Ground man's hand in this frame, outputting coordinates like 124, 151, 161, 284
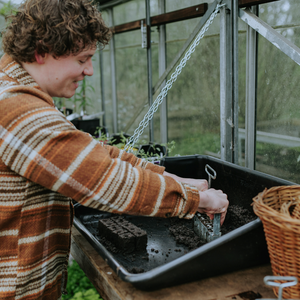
163, 171, 208, 191
163, 171, 228, 224
198, 189, 229, 225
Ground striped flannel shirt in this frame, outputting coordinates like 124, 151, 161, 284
0, 54, 200, 299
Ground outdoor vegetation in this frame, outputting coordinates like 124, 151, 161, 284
62, 261, 102, 300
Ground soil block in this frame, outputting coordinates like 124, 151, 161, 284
98, 216, 147, 253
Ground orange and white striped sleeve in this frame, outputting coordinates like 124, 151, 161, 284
0, 92, 199, 219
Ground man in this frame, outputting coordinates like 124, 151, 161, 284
0, 0, 228, 299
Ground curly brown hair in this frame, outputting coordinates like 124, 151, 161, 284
2, 0, 111, 63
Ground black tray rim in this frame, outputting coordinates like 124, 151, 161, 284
161, 154, 296, 187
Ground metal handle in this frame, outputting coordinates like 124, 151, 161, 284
257, 276, 298, 300
205, 164, 220, 237
205, 164, 216, 188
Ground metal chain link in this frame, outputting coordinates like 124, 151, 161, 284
124, 2, 223, 152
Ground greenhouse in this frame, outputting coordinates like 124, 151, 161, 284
53, 0, 300, 183
1, 0, 300, 299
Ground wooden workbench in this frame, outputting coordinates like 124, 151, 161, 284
71, 226, 276, 300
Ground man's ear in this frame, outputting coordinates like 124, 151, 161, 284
34, 51, 47, 64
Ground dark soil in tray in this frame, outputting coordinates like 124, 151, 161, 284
221, 204, 257, 235
82, 204, 257, 274
168, 204, 257, 250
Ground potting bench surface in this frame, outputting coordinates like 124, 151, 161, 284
71, 226, 276, 300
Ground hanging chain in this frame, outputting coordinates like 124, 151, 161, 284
124, 2, 224, 152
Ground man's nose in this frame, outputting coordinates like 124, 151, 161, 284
83, 59, 93, 76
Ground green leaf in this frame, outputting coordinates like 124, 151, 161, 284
62, 261, 102, 300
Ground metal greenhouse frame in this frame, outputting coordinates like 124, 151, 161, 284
98, 0, 300, 169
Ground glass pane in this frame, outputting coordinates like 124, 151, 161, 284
260, 0, 299, 29
166, 0, 209, 12
113, 0, 145, 26
237, 10, 255, 166
164, 14, 221, 157
255, 0, 300, 183
113, 0, 159, 26
100, 0, 226, 151
114, 31, 148, 140
101, 49, 114, 134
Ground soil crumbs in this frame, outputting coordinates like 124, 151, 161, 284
169, 204, 257, 251
94, 204, 257, 273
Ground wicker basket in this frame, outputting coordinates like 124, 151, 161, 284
253, 185, 300, 299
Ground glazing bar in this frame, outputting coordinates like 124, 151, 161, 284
245, 6, 258, 170
146, 0, 154, 143
232, 0, 239, 164
108, 8, 118, 133
220, 4, 233, 162
99, 50, 106, 127
239, 8, 300, 66
158, 0, 168, 144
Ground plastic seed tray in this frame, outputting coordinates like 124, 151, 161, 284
73, 155, 294, 291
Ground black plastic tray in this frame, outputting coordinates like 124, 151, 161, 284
73, 155, 295, 291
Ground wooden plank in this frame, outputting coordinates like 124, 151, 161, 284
151, 3, 208, 27
111, 3, 207, 34
71, 226, 276, 300
111, 20, 141, 34
110, 0, 280, 34
239, 0, 280, 8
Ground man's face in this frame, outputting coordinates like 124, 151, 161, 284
40, 47, 96, 98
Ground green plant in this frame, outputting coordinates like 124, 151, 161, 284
62, 261, 102, 300
71, 47, 98, 116
94, 129, 176, 161
73, 77, 95, 114
93, 127, 109, 142
69, 289, 102, 300
135, 140, 176, 161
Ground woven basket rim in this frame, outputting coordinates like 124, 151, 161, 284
253, 185, 300, 225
